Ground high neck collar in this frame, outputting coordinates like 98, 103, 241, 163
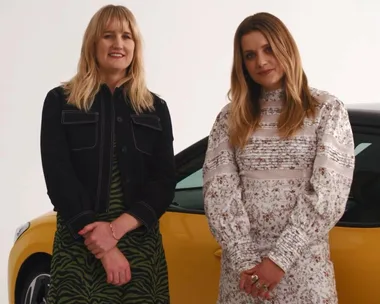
260, 87, 284, 102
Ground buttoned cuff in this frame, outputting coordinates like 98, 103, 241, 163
267, 225, 308, 273
66, 210, 96, 239
227, 241, 260, 274
126, 201, 157, 230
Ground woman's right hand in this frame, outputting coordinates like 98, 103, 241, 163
100, 247, 131, 286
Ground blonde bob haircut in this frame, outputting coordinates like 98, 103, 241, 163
228, 12, 318, 149
62, 4, 153, 113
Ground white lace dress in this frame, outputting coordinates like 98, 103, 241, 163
203, 88, 355, 304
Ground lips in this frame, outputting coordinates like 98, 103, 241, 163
258, 69, 274, 75
109, 53, 125, 58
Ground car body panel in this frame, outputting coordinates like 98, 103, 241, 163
8, 213, 56, 304
160, 211, 220, 303
9, 212, 380, 304
330, 226, 380, 304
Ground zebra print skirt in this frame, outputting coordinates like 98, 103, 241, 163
46, 145, 169, 304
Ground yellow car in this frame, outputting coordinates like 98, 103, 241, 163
8, 104, 380, 304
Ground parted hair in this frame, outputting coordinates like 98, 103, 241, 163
228, 12, 318, 148
62, 4, 154, 113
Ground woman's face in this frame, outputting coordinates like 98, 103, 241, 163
241, 30, 284, 91
95, 19, 135, 78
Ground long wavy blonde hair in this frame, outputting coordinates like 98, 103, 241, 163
62, 5, 153, 113
228, 12, 318, 148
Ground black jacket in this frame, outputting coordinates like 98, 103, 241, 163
40, 85, 176, 239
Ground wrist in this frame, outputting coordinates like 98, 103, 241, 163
264, 256, 285, 274
109, 222, 120, 241
111, 213, 141, 239
101, 247, 118, 260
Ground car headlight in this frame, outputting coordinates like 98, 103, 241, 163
14, 222, 30, 242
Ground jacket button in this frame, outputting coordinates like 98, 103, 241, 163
122, 146, 127, 153
117, 116, 123, 123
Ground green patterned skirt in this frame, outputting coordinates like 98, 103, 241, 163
46, 147, 169, 304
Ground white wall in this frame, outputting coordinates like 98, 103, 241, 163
0, 0, 379, 302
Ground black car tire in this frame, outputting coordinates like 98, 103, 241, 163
18, 262, 51, 304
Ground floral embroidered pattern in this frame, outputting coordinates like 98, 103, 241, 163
203, 88, 355, 304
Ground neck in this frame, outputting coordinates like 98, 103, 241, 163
261, 83, 283, 94
260, 85, 284, 101
101, 71, 125, 93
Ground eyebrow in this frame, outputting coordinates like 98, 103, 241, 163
243, 43, 270, 53
103, 30, 132, 35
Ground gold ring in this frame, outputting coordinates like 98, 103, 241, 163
250, 274, 259, 284
255, 282, 261, 289
262, 284, 269, 291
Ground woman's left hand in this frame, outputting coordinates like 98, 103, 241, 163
239, 257, 285, 300
78, 221, 118, 259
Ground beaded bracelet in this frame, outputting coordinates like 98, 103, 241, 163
109, 223, 120, 241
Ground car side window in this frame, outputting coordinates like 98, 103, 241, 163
171, 128, 380, 225
176, 169, 203, 189
172, 169, 204, 212
340, 131, 380, 226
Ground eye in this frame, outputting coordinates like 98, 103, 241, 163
103, 34, 113, 39
122, 34, 131, 39
265, 46, 273, 53
245, 53, 255, 60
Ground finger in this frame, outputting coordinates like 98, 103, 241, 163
244, 273, 258, 294
251, 279, 265, 298
244, 275, 253, 294
119, 270, 126, 286
263, 291, 272, 300
84, 236, 96, 247
91, 248, 102, 256
112, 271, 120, 286
78, 223, 97, 235
239, 274, 246, 291
262, 283, 275, 300
96, 251, 105, 259
243, 266, 258, 275
106, 271, 113, 284
239, 278, 245, 291
86, 242, 95, 250
126, 266, 131, 283
240, 268, 258, 291
87, 243, 100, 253
257, 282, 270, 299
268, 282, 277, 292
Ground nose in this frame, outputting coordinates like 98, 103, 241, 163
112, 36, 123, 49
257, 53, 268, 68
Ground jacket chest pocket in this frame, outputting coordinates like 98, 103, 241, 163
131, 114, 162, 155
61, 110, 99, 151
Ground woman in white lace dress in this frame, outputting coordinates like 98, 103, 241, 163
202, 12, 355, 304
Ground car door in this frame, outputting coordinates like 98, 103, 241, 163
329, 122, 380, 304
160, 140, 221, 304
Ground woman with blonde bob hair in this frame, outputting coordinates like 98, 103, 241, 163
203, 12, 354, 303
41, 5, 175, 303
